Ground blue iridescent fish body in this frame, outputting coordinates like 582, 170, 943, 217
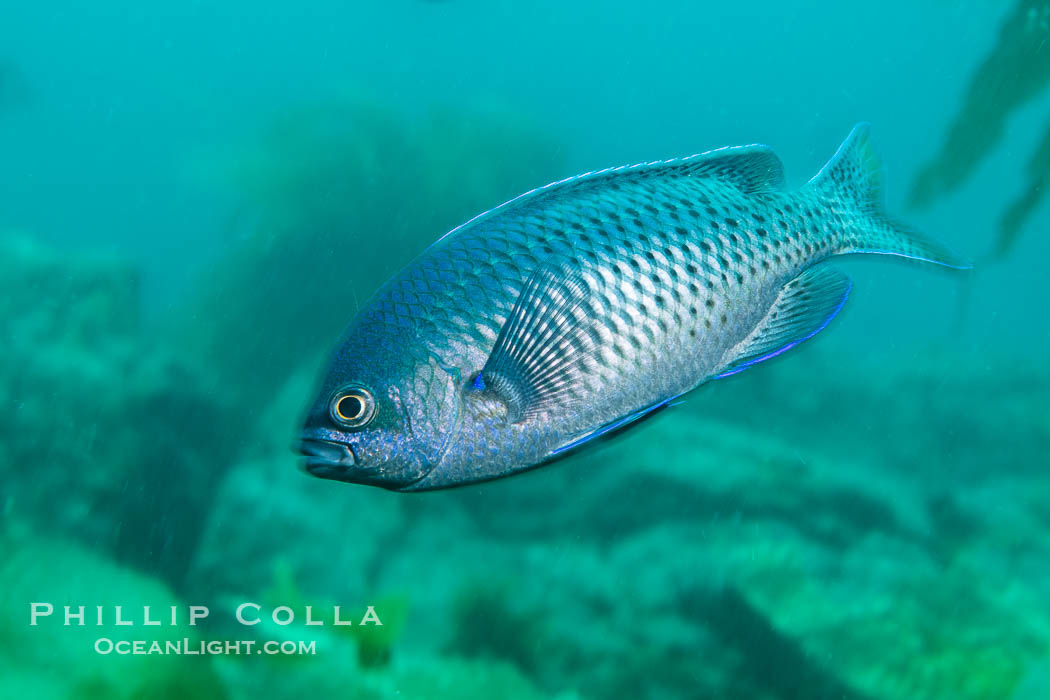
298, 124, 969, 490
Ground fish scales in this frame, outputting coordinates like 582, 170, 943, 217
299, 125, 969, 490
408, 183, 827, 482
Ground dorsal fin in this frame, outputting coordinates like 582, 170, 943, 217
439, 145, 786, 240
675, 146, 786, 194
716, 266, 852, 379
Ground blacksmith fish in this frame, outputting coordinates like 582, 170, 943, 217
298, 124, 969, 490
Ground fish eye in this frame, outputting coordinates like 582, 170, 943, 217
329, 384, 376, 429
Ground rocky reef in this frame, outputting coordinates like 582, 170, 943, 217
0, 233, 234, 586
187, 346, 1050, 700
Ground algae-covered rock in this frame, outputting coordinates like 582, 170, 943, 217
0, 534, 227, 699
190, 344, 1050, 699
0, 233, 236, 585
213, 651, 558, 700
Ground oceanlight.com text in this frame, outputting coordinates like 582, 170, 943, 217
94, 638, 317, 656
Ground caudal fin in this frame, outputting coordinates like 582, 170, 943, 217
807, 124, 972, 270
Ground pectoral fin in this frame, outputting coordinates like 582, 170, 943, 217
716, 266, 852, 379
477, 264, 599, 423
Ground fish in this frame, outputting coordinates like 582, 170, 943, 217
297, 124, 970, 491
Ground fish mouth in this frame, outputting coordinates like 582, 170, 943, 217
295, 436, 428, 490
297, 438, 356, 478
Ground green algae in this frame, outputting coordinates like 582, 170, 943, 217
261, 558, 410, 669
910, 0, 1050, 258
0, 533, 228, 700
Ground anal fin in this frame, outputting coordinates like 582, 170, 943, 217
551, 393, 680, 456
716, 266, 852, 379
